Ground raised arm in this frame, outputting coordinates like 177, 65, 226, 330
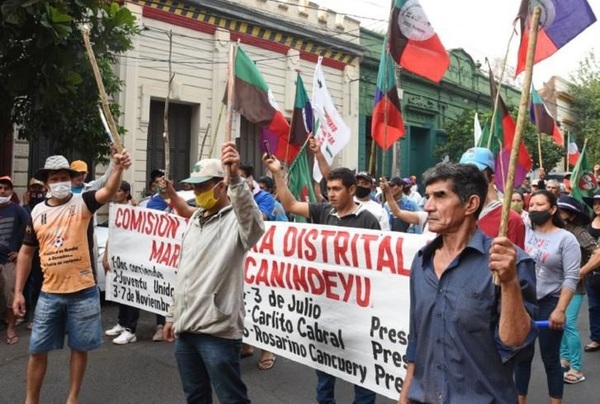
263, 154, 310, 218
94, 150, 132, 205
163, 179, 196, 219
309, 135, 330, 179
84, 160, 114, 192
380, 177, 420, 225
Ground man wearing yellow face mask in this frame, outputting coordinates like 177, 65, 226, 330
161, 142, 265, 403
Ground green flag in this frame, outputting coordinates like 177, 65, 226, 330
476, 117, 502, 156
288, 146, 316, 223
570, 141, 598, 203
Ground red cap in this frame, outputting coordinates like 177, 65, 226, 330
0, 176, 13, 188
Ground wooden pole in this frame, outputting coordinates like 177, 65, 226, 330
223, 43, 236, 183
537, 132, 543, 169
163, 30, 175, 179
565, 129, 570, 171
368, 137, 376, 175
82, 25, 123, 152
488, 27, 517, 150
497, 6, 542, 283
199, 123, 211, 160
209, 103, 225, 158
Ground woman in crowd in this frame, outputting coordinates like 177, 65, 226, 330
514, 190, 580, 404
511, 190, 529, 225
557, 196, 597, 384
584, 190, 600, 352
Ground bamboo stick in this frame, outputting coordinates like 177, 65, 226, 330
82, 25, 123, 152
496, 6, 542, 285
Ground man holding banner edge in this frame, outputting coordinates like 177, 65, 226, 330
399, 163, 537, 404
263, 154, 380, 404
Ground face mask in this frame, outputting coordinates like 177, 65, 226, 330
0, 195, 11, 204
355, 186, 371, 199
49, 181, 72, 199
30, 191, 45, 200
195, 183, 220, 210
529, 210, 552, 226
511, 201, 523, 213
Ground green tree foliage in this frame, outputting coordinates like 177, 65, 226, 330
571, 52, 600, 166
435, 106, 564, 171
0, 1, 138, 162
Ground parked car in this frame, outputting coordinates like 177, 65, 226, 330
95, 191, 196, 292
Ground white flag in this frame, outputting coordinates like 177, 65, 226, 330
474, 112, 482, 146
312, 57, 351, 182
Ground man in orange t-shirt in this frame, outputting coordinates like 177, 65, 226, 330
12, 152, 130, 404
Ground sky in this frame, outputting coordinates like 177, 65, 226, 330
316, 0, 599, 87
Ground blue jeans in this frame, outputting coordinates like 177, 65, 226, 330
30, 286, 102, 353
560, 293, 584, 371
585, 277, 600, 342
515, 296, 564, 399
315, 370, 376, 404
175, 333, 250, 404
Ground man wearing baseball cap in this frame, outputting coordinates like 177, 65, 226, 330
12, 149, 131, 403
385, 177, 421, 233
70, 158, 115, 195
0, 175, 29, 346
459, 147, 525, 249
161, 142, 265, 403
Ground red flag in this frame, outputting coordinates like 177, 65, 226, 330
516, 0, 596, 76
388, 0, 449, 83
568, 132, 581, 167
371, 39, 405, 150
530, 86, 563, 146
487, 66, 533, 192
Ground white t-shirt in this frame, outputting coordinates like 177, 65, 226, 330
355, 198, 390, 231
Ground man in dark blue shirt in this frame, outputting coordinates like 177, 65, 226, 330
0, 176, 29, 345
399, 163, 537, 404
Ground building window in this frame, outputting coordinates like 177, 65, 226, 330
146, 100, 192, 190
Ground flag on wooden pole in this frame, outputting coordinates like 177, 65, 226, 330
570, 140, 597, 203
312, 57, 351, 182
474, 112, 482, 146
516, 0, 596, 76
568, 132, 581, 167
530, 86, 563, 146
387, 0, 449, 83
228, 46, 291, 162
484, 67, 533, 192
372, 38, 405, 150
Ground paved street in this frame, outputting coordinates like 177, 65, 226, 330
1, 300, 599, 403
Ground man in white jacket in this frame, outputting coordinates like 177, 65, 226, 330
163, 142, 265, 403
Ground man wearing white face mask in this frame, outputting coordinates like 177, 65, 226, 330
12, 151, 131, 404
0, 176, 29, 346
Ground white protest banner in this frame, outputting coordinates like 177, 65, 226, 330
243, 222, 431, 399
106, 204, 188, 314
312, 56, 351, 182
108, 212, 431, 399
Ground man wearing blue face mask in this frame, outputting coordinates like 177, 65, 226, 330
162, 142, 265, 404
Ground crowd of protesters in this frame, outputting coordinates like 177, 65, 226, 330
2, 139, 600, 404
